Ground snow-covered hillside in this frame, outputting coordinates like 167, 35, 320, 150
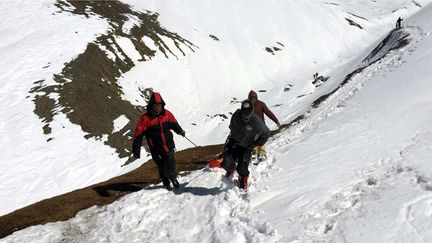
1, 0, 432, 242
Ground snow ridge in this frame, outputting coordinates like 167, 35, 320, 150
272, 25, 425, 150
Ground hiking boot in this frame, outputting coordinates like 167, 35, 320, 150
237, 176, 243, 188
162, 179, 172, 190
243, 176, 249, 191
225, 170, 234, 178
237, 176, 249, 190
225, 166, 236, 178
171, 178, 180, 189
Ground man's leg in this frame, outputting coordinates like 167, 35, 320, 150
221, 153, 236, 177
258, 145, 267, 161
221, 139, 238, 177
151, 152, 171, 189
252, 146, 258, 155
163, 150, 179, 188
236, 147, 252, 189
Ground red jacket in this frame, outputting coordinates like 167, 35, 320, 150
132, 93, 183, 157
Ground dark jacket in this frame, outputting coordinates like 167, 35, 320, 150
229, 109, 270, 148
132, 92, 183, 157
248, 90, 279, 125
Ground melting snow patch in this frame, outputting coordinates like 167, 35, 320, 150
113, 115, 129, 133
122, 14, 141, 34
99, 44, 117, 61
142, 35, 158, 52
115, 36, 142, 63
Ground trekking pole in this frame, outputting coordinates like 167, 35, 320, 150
184, 136, 199, 147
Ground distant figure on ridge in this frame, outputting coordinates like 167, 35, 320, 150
396, 17, 403, 29
132, 92, 185, 190
248, 90, 281, 161
221, 99, 270, 190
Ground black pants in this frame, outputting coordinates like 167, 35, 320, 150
221, 139, 252, 176
151, 150, 176, 181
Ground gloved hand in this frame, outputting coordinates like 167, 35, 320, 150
180, 130, 186, 137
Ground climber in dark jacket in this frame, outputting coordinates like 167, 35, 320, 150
221, 99, 270, 190
396, 17, 403, 29
132, 92, 185, 190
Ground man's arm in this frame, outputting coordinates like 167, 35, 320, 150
132, 133, 144, 158
262, 102, 281, 127
132, 115, 148, 158
166, 110, 185, 136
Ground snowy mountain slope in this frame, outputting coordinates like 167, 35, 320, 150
2, 1, 432, 242
257, 6, 432, 242
120, 0, 431, 150
0, 0, 117, 216
0, 0, 199, 217
2, 0, 423, 217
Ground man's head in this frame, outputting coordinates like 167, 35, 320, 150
248, 90, 258, 103
240, 99, 254, 122
147, 92, 165, 115
152, 102, 163, 115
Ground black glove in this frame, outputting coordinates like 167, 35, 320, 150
180, 130, 186, 137
132, 137, 142, 158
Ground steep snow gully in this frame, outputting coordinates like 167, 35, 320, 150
2, 22, 428, 242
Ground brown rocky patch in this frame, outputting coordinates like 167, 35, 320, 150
31, 0, 196, 159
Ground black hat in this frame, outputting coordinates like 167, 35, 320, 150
241, 99, 254, 120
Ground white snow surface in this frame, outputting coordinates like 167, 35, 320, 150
2, 0, 432, 242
